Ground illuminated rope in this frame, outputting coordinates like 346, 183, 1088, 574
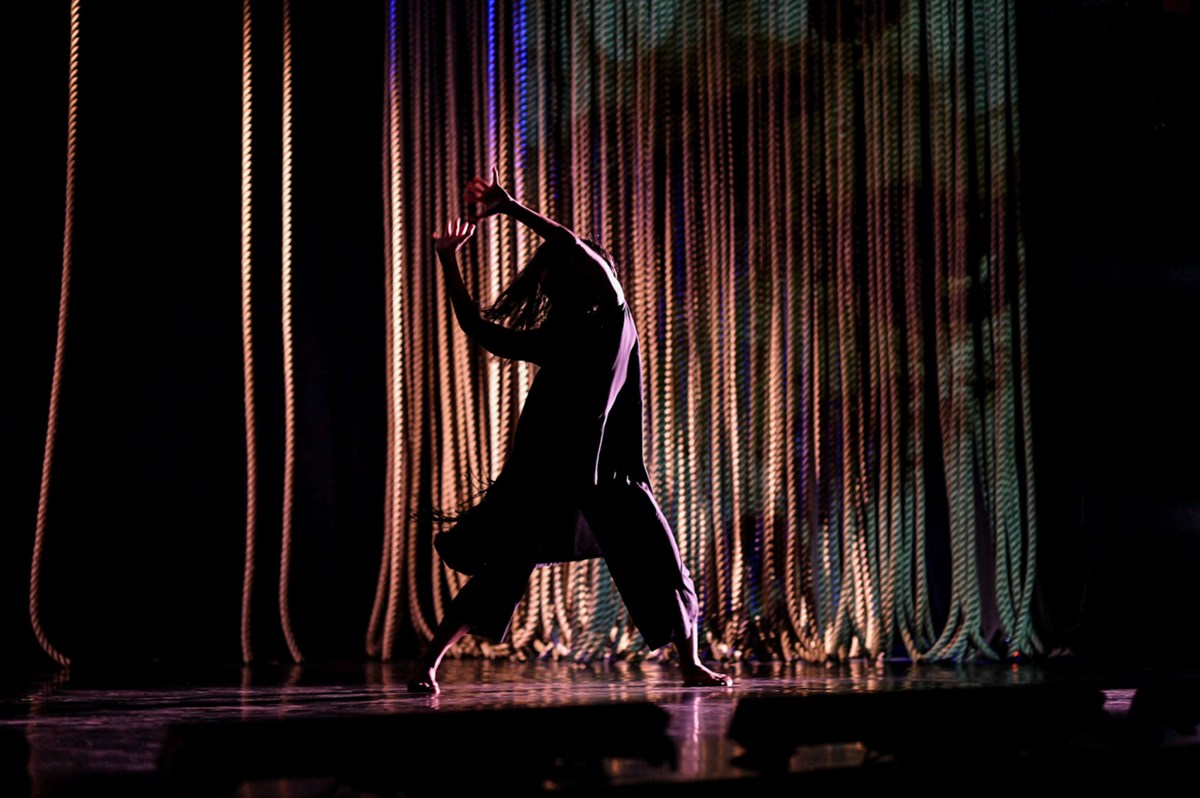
508, 0, 537, 649
900, 0, 934, 652
380, 0, 1039, 665
30, 0, 81, 669
862, 0, 887, 656
279, 0, 303, 664
405, 1, 433, 643
382, 0, 405, 661
1008, 0, 1040, 656
433, 1, 462, 631
366, 1, 396, 659
757, 0, 781, 650
239, 0, 257, 666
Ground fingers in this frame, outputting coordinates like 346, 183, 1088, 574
463, 176, 489, 198
491, 165, 499, 185
433, 218, 476, 240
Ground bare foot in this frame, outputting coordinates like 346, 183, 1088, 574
681, 662, 734, 687
406, 665, 440, 695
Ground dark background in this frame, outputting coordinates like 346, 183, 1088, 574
5, 0, 1197, 673
1016, 0, 1198, 665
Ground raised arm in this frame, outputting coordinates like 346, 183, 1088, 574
463, 166, 576, 243
464, 167, 621, 307
432, 217, 546, 363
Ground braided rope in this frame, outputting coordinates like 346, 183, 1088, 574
380, 0, 1038, 666
1006, 0, 1040, 654
792, 1, 824, 660
429, 2, 456, 631
925, 0, 968, 661
30, 0, 82, 669
780, 0, 805, 654
404, 0, 434, 644
758, 0, 784, 654
507, 0, 539, 650
238, 0, 257, 666
382, 0, 406, 660
279, 0, 303, 663
367, 0, 396, 659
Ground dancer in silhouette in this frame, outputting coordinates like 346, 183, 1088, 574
407, 168, 731, 694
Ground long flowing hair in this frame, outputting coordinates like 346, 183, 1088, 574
483, 235, 617, 331
482, 242, 554, 330
421, 236, 618, 530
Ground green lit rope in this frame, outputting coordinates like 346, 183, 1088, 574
1006, 0, 1039, 654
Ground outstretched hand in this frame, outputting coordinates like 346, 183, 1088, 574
432, 217, 476, 257
463, 166, 513, 222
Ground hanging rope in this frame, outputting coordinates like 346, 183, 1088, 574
239, 0, 258, 666
365, 0, 396, 659
278, 0, 303, 664
29, 0, 82, 669
383, 0, 406, 661
377, 0, 1040, 665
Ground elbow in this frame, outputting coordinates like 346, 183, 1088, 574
451, 301, 484, 338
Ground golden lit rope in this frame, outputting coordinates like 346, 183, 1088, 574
446, 4, 477, 609
435, 2, 466, 628
778, 2, 808, 657
279, 0, 303, 663
428, 3, 448, 632
239, 0, 257, 665
366, 0, 396, 659
30, 0, 81, 669
712, 1, 740, 651
404, 0, 432, 643
682, 6, 712, 647
813, 22, 835, 649
791, 2, 824, 660
757, 0, 782, 649
382, 0, 406, 661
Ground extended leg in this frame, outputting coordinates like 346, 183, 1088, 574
675, 626, 734, 687
583, 479, 732, 687
407, 559, 536, 694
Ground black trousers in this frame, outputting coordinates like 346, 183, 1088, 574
445, 478, 698, 652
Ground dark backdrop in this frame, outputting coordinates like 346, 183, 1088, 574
1016, 0, 1198, 665
5, 0, 1197, 673
7, 0, 390, 668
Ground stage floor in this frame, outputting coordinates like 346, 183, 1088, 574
1, 658, 1195, 796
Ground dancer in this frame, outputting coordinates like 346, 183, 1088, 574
407, 167, 731, 694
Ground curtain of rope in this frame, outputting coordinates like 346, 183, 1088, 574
367, 0, 1037, 664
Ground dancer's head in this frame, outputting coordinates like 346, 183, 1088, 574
484, 236, 616, 330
